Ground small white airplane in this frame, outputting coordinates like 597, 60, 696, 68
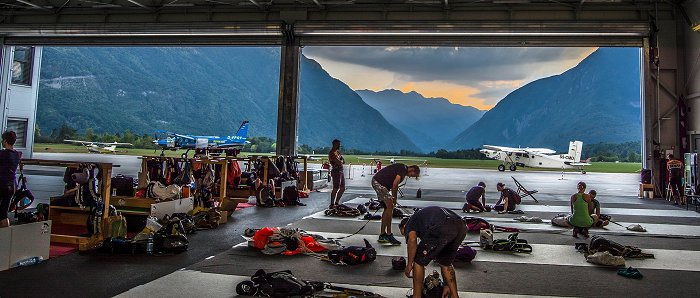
480, 140, 591, 173
64, 140, 133, 154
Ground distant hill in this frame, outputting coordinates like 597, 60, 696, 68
37, 47, 419, 152
446, 47, 641, 151
356, 89, 485, 152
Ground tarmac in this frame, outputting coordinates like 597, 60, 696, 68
2, 153, 700, 297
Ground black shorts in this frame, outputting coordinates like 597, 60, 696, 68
669, 178, 683, 195
0, 184, 15, 221
331, 169, 345, 188
414, 217, 467, 266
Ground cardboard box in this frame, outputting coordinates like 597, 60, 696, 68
150, 198, 194, 220
1, 220, 52, 271
218, 211, 228, 224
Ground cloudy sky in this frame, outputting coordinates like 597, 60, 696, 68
303, 47, 596, 110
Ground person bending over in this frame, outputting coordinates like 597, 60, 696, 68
462, 182, 489, 213
0, 131, 21, 228
588, 190, 609, 227
400, 206, 467, 298
494, 183, 519, 213
328, 139, 346, 209
372, 163, 420, 245
568, 182, 598, 237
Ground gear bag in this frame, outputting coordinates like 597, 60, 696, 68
236, 269, 314, 298
327, 239, 377, 265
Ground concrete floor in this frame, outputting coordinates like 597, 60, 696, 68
3, 153, 700, 297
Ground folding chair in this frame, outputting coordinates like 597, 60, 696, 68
511, 176, 539, 203
397, 177, 407, 198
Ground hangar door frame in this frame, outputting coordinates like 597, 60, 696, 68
0, 21, 656, 174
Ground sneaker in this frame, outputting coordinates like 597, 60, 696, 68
385, 233, 402, 245
378, 234, 389, 243
581, 228, 590, 238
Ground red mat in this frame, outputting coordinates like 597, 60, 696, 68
50, 243, 78, 258
235, 202, 256, 211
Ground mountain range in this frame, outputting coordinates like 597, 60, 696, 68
37, 47, 418, 152
445, 47, 641, 152
37, 47, 640, 154
356, 89, 484, 152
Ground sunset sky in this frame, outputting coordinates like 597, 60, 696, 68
303, 47, 596, 110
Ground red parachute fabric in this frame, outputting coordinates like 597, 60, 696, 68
252, 227, 278, 249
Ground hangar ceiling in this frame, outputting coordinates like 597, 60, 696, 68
0, 0, 681, 46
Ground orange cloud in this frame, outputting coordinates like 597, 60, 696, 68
397, 81, 493, 110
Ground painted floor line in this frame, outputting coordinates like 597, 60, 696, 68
239, 230, 700, 273
302, 210, 700, 238
115, 269, 562, 298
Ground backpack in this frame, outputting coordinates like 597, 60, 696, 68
282, 186, 299, 205
153, 219, 189, 253
506, 188, 521, 204
327, 239, 377, 265
111, 175, 135, 196
423, 270, 444, 298
324, 204, 361, 217
589, 235, 642, 258
462, 217, 491, 232
237, 269, 314, 298
455, 246, 477, 262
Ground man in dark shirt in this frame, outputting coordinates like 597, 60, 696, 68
463, 181, 488, 213
372, 163, 420, 245
399, 206, 466, 298
494, 182, 519, 213
328, 139, 345, 209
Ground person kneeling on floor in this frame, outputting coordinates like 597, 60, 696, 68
400, 206, 467, 298
462, 182, 490, 213
494, 182, 519, 213
588, 190, 609, 227
568, 182, 598, 237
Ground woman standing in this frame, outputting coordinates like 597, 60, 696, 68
0, 131, 21, 228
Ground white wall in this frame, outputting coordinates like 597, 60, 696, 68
0, 46, 41, 158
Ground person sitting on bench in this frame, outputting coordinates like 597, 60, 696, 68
462, 182, 490, 213
494, 182, 519, 213
568, 182, 598, 237
588, 190, 609, 227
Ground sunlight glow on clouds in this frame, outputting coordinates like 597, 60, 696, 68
303, 47, 597, 110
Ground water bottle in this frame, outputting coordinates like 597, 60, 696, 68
416, 188, 422, 198
146, 237, 154, 255
15, 256, 43, 267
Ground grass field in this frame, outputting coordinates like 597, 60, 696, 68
34, 143, 642, 174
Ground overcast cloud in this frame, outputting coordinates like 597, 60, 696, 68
303, 46, 595, 109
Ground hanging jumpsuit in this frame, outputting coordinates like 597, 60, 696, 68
568, 193, 594, 228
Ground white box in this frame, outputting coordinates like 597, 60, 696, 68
0, 227, 11, 271
280, 180, 297, 190
3, 221, 52, 270
150, 198, 194, 220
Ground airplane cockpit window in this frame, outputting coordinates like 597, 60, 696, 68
523, 154, 529, 158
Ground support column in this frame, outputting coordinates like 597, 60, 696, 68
276, 23, 301, 156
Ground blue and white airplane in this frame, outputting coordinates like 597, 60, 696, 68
153, 121, 250, 151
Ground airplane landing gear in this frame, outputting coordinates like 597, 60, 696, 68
510, 164, 517, 171
498, 164, 506, 172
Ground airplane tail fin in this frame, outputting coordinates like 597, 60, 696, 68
234, 121, 249, 139
568, 141, 583, 162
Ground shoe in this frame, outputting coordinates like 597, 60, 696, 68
581, 228, 590, 238
378, 234, 389, 243
385, 233, 402, 245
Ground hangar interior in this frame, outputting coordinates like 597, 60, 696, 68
0, 0, 699, 190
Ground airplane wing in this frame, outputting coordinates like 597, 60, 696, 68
64, 140, 92, 145
483, 145, 528, 153
523, 148, 557, 154
171, 133, 196, 140
108, 142, 134, 147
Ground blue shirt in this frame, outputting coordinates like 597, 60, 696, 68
0, 149, 21, 186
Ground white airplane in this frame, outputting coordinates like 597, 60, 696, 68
480, 140, 591, 173
64, 140, 133, 154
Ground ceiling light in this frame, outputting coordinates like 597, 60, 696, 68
693, 23, 700, 32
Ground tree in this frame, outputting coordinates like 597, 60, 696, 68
57, 123, 77, 141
